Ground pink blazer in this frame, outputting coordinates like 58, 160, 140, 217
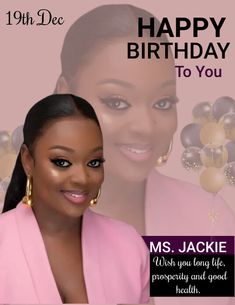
146, 169, 235, 236
145, 170, 235, 305
0, 203, 149, 304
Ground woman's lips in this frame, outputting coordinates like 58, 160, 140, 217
116, 143, 153, 162
62, 190, 88, 205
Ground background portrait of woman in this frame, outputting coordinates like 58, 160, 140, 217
54, 5, 234, 305
54, 4, 234, 235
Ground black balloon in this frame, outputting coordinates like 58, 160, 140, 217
11, 125, 23, 153
225, 140, 235, 163
192, 102, 212, 121
0, 130, 10, 151
180, 123, 203, 148
212, 96, 235, 121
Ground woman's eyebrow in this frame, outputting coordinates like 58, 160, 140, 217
48, 145, 103, 153
97, 78, 134, 89
161, 79, 176, 88
98, 78, 176, 89
48, 145, 75, 152
92, 146, 103, 153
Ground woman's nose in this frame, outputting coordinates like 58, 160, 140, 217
128, 107, 156, 136
69, 164, 89, 186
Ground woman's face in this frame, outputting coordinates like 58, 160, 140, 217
63, 38, 177, 182
22, 117, 104, 219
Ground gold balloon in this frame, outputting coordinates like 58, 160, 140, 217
200, 145, 228, 168
0, 153, 16, 179
200, 122, 226, 147
199, 167, 225, 193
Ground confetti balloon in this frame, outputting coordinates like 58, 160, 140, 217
224, 162, 235, 186
181, 147, 202, 171
225, 140, 235, 163
11, 125, 24, 153
200, 122, 226, 147
219, 112, 235, 140
200, 167, 225, 193
0, 130, 11, 156
212, 96, 235, 120
200, 145, 228, 168
0, 177, 10, 192
180, 123, 202, 148
192, 102, 213, 124
0, 153, 16, 179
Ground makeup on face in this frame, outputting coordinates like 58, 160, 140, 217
67, 38, 178, 181
29, 117, 104, 218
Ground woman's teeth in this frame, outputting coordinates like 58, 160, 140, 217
117, 144, 153, 162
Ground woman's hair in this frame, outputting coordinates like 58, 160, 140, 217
2, 94, 100, 213
59, 4, 169, 83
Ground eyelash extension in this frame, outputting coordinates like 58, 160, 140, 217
155, 96, 180, 109
90, 157, 106, 164
99, 95, 131, 110
50, 158, 71, 167
87, 157, 106, 168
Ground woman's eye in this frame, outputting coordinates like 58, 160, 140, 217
153, 97, 177, 110
87, 158, 105, 168
50, 159, 71, 168
100, 96, 130, 110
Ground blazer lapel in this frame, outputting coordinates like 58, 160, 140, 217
82, 208, 106, 303
15, 203, 106, 303
15, 203, 62, 304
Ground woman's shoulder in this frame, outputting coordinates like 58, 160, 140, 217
0, 206, 20, 250
146, 169, 235, 235
147, 169, 227, 204
0, 206, 16, 224
148, 168, 204, 193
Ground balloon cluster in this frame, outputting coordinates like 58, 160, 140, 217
180, 96, 235, 193
0, 126, 23, 201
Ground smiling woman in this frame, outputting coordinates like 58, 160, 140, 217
55, 4, 234, 242
54, 6, 235, 304
0, 94, 149, 304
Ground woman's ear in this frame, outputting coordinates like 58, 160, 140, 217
55, 75, 70, 93
20, 144, 34, 176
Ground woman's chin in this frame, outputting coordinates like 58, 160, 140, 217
107, 164, 152, 183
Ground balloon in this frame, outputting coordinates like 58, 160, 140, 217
0, 177, 10, 192
181, 147, 202, 171
0, 153, 16, 179
180, 123, 202, 148
0, 130, 11, 156
11, 125, 24, 153
0, 201, 3, 212
219, 112, 235, 140
199, 167, 225, 193
212, 96, 235, 121
200, 145, 228, 168
199, 122, 226, 147
224, 162, 235, 186
192, 102, 214, 124
225, 140, 235, 163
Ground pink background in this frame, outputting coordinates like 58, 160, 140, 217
1, 0, 234, 212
